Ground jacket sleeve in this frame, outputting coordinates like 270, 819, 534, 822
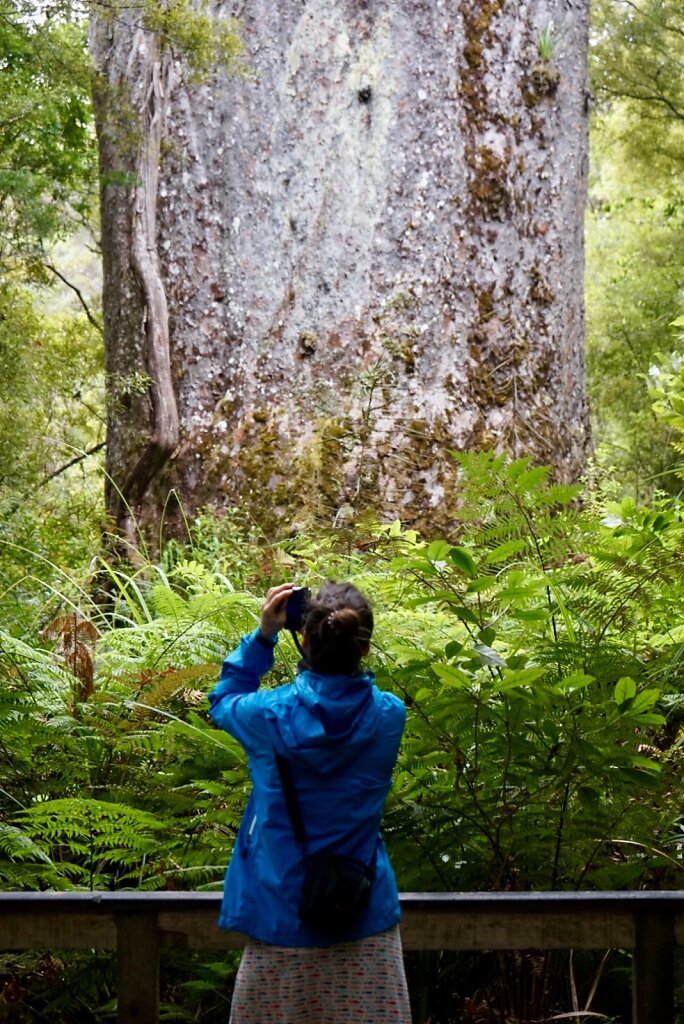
207, 628, 278, 751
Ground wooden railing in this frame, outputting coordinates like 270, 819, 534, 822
1, 891, 682, 1023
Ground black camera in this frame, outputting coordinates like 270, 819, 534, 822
285, 587, 311, 632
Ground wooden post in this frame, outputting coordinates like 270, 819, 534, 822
117, 911, 159, 1023
632, 908, 675, 1024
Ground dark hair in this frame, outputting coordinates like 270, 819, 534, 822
302, 582, 373, 675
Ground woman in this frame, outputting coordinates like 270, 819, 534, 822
208, 581, 411, 1024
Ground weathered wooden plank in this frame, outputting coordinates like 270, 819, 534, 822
0, 911, 116, 950
157, 909, 634, 952
400, 891, 684, 912
0, 906, 638, 953
157, 911, 245, 949
632, 909, 675, 1024
2, 891, 683, 913
0, 892, 220, 912
117, 913, 159, 1024
398, 907, 635, 951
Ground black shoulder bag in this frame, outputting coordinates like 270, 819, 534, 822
275, 753, 376, 934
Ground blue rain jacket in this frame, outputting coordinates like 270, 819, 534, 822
208, 628, 406, 947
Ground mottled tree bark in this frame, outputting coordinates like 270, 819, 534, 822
93, 0, 591, 537
91, 15, 179, 544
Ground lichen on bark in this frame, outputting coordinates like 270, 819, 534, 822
94, 0, 592, 539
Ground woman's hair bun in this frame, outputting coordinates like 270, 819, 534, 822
324, 607, 361, 634
303, 582, 373, 675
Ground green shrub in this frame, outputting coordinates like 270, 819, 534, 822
1, 451, 683, 1021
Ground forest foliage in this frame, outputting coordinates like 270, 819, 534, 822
4, 453, 682, 896
2, 451, 684, 1018
587, 0, 684, 497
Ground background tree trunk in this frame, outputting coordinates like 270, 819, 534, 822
93, 0, 591, 537
91, 15, 179, 545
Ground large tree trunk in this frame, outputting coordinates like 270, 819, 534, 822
93, 0, 591, 538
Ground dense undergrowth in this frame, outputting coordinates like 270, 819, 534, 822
1, 452, 683, 1021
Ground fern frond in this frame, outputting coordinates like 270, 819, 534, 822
0, 824, 53, 864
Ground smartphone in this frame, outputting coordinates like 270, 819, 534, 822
285, 587, 311, 632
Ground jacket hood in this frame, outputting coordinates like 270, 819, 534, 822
270, 669, 381, 773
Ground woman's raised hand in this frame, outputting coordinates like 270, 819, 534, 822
259, 583, 295, 640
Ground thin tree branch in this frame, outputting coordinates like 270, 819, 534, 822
43, 261, 103, 333
600, 84, 684, 122
37, 442, 106, 489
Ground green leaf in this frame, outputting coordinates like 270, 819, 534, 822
472, 642, 506, 667
557, 672, 594, 693
466, 576, 497, 593
628, 755, 662, 775
485, 538, 528, 564
426, 540, 453, 562
445, 604, 480, 625
510, 608, 551, 624
614, 677, 637, 706
404, 591, 458, 608
628, 689, 660, 714
432, 663, 472, 688
449, 547, 478, 578
495, 667, 547, 690
631, 712, 667, 727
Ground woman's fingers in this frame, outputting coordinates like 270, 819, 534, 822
260, 583, 295, 638
264, 582, 295, 609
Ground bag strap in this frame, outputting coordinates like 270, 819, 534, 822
366, 843, 378, 879
274, 750, 378, 875
275, 752, 308, 849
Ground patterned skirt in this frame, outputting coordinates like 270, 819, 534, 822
229, 926, 412, 1024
